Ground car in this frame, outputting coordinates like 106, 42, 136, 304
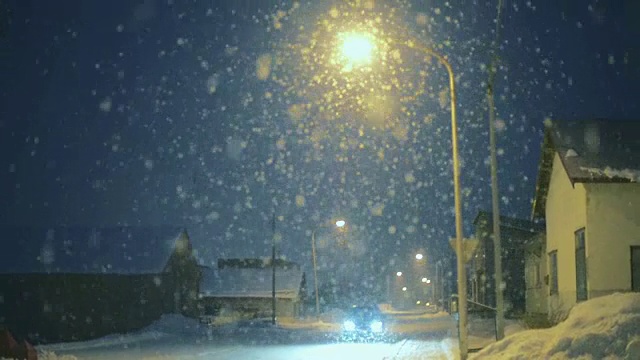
340, 305, 389, 342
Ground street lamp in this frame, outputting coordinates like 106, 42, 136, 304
337, 32, 468, 358
396, 271, 403, 277
311, 219, 347, 321
337, 32, 376, 71
415, 253, 423, 260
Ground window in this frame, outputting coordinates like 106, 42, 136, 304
549, 250, 558, 295
632, 246, 640, 292
575, 228, 588, 301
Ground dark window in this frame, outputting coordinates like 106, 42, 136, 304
549, 251, 558, 295
575, 228, 587, 302
632, 246, 640, 292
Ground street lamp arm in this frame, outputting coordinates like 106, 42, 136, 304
405, 41, 455, 84
405, 39, 467, 359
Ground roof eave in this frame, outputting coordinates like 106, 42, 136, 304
572, 177, 635, 184
531, 129, 555, 221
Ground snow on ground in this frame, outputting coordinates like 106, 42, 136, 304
35, 310, 462, 359
40, 314, 205, 353
467, 316, 525, 350
277, 316, 339, 331
471, 292, 640, 359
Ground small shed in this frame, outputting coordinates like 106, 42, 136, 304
0, 226, 200, 344
524, 231, 548, 315
471, 211, 544, 315
199, 258, 305, 320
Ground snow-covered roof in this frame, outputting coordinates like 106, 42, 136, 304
0, 226, 189, 275
199, 266, 303, 300
473, 211, 544, 234
532, 119, 640, 219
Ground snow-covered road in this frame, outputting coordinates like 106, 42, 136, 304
59, 338, 459, 360
43, 312, 466, 359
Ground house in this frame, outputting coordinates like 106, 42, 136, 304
0, 226, 201, 344
199, 258, 306, 320
531, 119, 640, 319
524, 231, 548, 315
471, 211, 543, 315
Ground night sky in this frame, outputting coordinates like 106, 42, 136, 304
1, 0, 639, 285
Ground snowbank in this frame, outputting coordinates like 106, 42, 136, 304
37, 351, 79, 360
471, 292, 640, 359
143, 313, 208, 336
40, 314, 206, 352
468, 317, 524, 350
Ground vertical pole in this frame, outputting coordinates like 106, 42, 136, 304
411, 43, 467, 358
387, 273, 391, 304
447, 61, 468, 360
312, 230, 320, 320
271, 213, 276, 325
488, 76, 505, 340
434, 262, 439, 307
440, 262, 445, 310
488, 0, 506, 341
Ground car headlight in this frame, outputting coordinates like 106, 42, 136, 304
370, 320, 383, 333
343, 320, 356, 331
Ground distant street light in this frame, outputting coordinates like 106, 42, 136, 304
311, 218, 347, 321
396, 271, 403, 277
402, 287, 407, 292
415, 253, 423, 260
421, 277, 428, 283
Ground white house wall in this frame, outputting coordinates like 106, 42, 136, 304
585, 183, 640, 298
545, 153, 586, 318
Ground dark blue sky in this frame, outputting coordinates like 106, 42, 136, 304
1, 0, 639, 282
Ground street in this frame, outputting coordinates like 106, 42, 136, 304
45, 312, 463, 360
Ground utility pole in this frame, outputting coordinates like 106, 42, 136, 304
271, 212, 277, 326
488, 0, 506, 340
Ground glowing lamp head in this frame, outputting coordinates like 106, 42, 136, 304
338, 32, 376, 70
335, 220, 346, 228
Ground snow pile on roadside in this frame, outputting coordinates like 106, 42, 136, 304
41, 314, 204, 352
40, 330, 166, 352
37, 350, 79, 360
468, 317, 524, 350
471, 292, 640, 359
144, 313, 208, 336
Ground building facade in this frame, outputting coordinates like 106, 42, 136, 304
524, 232, 548, 315
531, 119, 640, 319
0, 227, 200, 343
199, 258, 306, 321
471, 211, 543, 316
